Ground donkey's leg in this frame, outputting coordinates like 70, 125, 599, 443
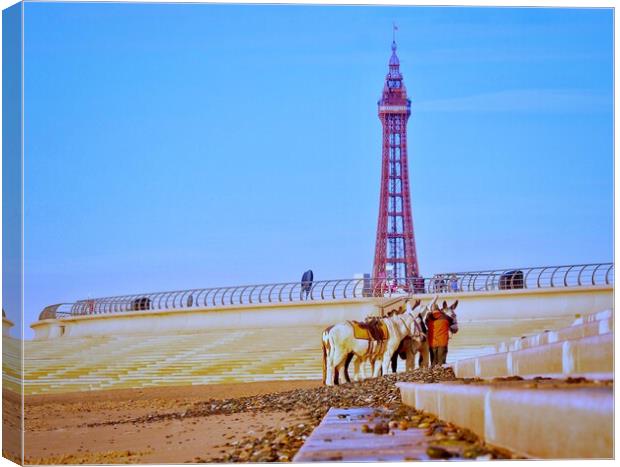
405, 346, 414, 372
360, 356, 372, 380
381, 344, 398, 376
326, 344, 344, 386
372, 359, 383, 378
420, 342, 430, 368
343, 352, 354, 383
391, 351, 399, 373
381, 354, 391, 376
352, 355, 362, 381
325, 352, 336, 386
331, 348, 348, 386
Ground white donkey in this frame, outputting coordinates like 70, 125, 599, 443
391, 296, 459, 371
321, 299, 422, 386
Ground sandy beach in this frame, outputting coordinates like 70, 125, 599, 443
7, 368, 518, 464
19, 380, 320, 464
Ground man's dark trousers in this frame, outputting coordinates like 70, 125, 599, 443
431, 346, 448, 366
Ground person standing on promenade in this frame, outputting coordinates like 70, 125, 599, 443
450, 274, 459, 292
301, 269, 314, 299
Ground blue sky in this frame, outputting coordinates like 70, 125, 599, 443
21, 3, 613, 334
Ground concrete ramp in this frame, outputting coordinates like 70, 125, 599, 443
293, 407, 434, 462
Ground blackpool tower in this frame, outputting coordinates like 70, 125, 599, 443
372, 36, 421, 288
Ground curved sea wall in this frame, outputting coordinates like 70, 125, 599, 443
31, 285, 612, 341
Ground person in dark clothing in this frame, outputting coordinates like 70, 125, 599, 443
301, 270, 314, 299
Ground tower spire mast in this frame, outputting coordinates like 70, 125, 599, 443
372, 32, 421, 292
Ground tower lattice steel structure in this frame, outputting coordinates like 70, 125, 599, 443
372, 38, 420, 287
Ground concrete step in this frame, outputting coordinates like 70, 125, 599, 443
13, 326, 332, 394
397, 381, 613, 459
575, 308, 612, 325
454, 332, 612, 379
496, 318, 612, 353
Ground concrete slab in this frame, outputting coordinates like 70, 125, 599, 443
293, 407, 432, 462
476, 351, 509, 378
398, 381, 613, 459
570, 333, 614, 374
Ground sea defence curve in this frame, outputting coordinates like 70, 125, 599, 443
2, 263, 613, 395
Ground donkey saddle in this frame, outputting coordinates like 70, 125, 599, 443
349, 319, 388, 341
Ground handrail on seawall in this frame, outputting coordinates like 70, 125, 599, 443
39, 262, 613, 320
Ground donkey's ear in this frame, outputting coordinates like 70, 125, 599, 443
451, 300, 459, 310
412, 299, 421, 309
442, 300, 447, 309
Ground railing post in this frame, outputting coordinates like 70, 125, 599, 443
550, 266, 562, 288
276, 284, 286, 303
320, 281, 329, 300
211, 288, 222, 307
267, 284, 278, 304
563, 265, 575, 287
537, 267, 549, 288
332, 280, 342, 300
591, 263, 603, 285
577, 265, 589, 286
343, 279, 354, 299
289, 283, 300, 302
220, 288, 229, 307
353, 278, 363, 298
258, 285, 268, 304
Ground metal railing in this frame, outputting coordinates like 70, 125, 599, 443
432, 263, 614, 293
41, 262, 613, 320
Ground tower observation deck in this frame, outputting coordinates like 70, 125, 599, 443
372, 38, 420, 289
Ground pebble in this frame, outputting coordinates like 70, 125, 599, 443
373, 422, 390, 435
426, 446, 454, 459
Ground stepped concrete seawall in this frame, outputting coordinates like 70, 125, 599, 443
2, 285, 612, 395
396, 292, 614, 459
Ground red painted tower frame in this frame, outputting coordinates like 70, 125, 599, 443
372, 38, 421, 290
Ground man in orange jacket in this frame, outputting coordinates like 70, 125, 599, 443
426, 301, 458, 366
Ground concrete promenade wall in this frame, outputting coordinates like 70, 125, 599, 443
31, 298, 382, 340
3, 317, 14, 337
31, 285, 612, 342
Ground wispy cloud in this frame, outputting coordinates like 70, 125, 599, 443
412, 47, 610, 65
414, 89, 612, 113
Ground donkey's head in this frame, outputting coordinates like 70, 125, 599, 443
402, 298, 421, 316
445, 300, 459, 333
412, 311, 427, 342
443, 300, 459, 317
441, 299, 458, 311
